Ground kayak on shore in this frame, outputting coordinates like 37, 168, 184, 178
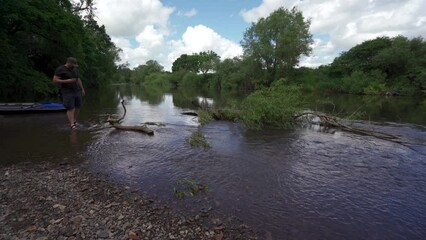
0, 102, 66, 114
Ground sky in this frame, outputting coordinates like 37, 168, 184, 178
93, 0, 426, 70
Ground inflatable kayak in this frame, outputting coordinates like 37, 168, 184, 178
0, 102, 66, 114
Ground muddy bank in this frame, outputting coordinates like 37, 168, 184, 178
0, 163, 256, 240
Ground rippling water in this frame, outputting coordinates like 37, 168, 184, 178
1, 85, 425, 239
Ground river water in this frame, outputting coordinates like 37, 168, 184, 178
1, 85, 425, 239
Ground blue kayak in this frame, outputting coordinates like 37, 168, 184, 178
0, 102, 66, 114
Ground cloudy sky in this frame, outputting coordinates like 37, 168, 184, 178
94, 0, 426, 70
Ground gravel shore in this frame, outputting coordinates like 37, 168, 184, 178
0, 163, 256, 240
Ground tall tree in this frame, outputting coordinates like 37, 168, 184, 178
198, 51, 220, 75
131, 60, 164, 84
171, 54, 200, 73
241, 7, 313, 85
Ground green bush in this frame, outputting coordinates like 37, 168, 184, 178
240, 81, 304, 129
180, 72, 203, 88
143, 72, 172, 89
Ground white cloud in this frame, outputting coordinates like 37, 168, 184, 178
166, 25, 243, 70
95, 0, 175, 68
241, 0, 426, 66
301, 38, 337, 68
177, 8, 198, 17
95, 0, 174, 37
111, 25, 166, 68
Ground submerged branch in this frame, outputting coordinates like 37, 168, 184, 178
107, 99, 154, 135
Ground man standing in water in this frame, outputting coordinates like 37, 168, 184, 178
53, 57, 86, 129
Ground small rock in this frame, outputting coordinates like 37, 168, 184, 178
80, 185, 89, 192
53, 204, 66, 211
71, 215, 83, 228
215, 226, 225, 231
97, 230, 110, 239
129, 230, 140, 240
213, 219, 222, 226
26, 225, 37, 232
50, 218, 63, 224
62, 226, 74, 237
215, 232, 224, 240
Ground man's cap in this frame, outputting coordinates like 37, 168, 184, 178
66, 57, 78, 66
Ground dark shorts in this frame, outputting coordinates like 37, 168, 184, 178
62, 92, 82, 110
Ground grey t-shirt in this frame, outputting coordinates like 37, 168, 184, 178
54, 65, 80, 94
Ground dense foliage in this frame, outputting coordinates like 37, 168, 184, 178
0, 0, 120, 100
294, 36, 426, 95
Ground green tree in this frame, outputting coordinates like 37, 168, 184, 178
327, 35, 426, 95
131, 60, 164, 84
82, 17, 121, 87
329, 37, 392, 77
241, 7, 313, 85
172, 54, 200, 73
198, 51, 220, 74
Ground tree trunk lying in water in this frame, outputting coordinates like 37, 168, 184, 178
294, 111, 423, 150
107, 100, 154, 135
109, 123, 154, 135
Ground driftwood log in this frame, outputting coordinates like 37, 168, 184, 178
294, 111, 426, 152
107, 100, 154, 135
109, 123, 154, 135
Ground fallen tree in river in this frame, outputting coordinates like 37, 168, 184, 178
184, 107, 423, 150
294, 111, 404, 142
107, 100, 154, 135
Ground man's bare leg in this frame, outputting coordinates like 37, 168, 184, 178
67, 108, 76, 127
74, 108, 80, 124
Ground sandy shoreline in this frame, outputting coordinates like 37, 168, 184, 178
0, 162, 256, 240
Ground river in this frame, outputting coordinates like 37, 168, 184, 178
1, 85, 425, 239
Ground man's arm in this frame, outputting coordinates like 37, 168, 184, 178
52, 75, 77, 84
78, 78, 85, 96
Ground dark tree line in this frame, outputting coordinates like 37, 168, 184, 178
0, 0, 120, 100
